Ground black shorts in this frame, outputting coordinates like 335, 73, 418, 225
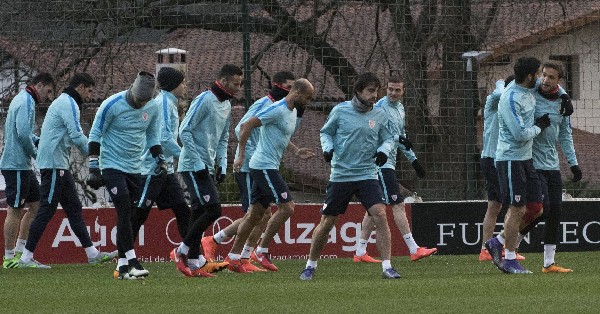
496, 159, 542, 206
377, 168, 403, 205
181, 169, 220, 206
137, 173, 187, 210
537, 169, 562, 206
249, 169, 292, 209
1, 169, 40, 208
480, 157, 502, 203
101, 169, 142, 202
321, 179, 385, 216
235, 171, 252, 212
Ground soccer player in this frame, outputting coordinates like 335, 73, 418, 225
226, 78, 315, 273
18, 73, 117, 268
201, 71, 306, 272
131, 67, 191, 248
353, 76, 436, 263
1, 73, 55, 269
300, 73, 399, 280
88, 71, 163, 280
485, 57, 550, 274
533, 62, 580, 273
172, 64, 243, 278
478, 76, 525, 262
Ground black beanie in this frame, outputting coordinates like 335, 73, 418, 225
157, 67, 184, 92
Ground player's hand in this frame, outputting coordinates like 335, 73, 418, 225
398, 136, 413, 151
412, 160, 426, 178
86, 157, 104, 190
154, 154, 168, 177
233, 156, 243, 173
373, 151, 388, 167
534, 113, 551, 131
570, 165, 582, 182
560, 94, 574, 116
215, 166, 226, 184
295, 148, 315, 160
323, 149, 334, 163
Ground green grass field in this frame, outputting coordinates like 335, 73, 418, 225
1, 252, 598, 313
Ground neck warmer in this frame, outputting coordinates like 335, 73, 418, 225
351, 95, 372, 113
125, 89, 146, 109
210, 80, 234, 102
25, 85, 40, 103
269, 83, 290, 101
538, 85, 560, 100
63, 86, 83, 106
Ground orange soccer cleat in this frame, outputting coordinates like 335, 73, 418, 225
201, 236, 218, 262
353, 254, 382, 263
251, 252, 278, 272
410, 247, 438, 261
242, 258, 267, 272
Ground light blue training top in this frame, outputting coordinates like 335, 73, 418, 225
0, 90, 38, 170
374, 96, 417, 169
320, 101, 394, 182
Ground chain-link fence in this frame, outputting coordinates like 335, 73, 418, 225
1, 0, 599, 206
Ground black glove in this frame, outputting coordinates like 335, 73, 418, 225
373, 151, 388, 167
154, 154, 168, 177
323, 149, 334, 163
560, 94, 574, 116
215, 166, 226, 184
534, 113, 551, 131
412, 160, 426, 178
570, 165, 582, 182
86, 158, 104, 190
398, 136, 413, 151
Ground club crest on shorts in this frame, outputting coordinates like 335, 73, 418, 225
391, 195, 397, 201
111, 187, 118, 195
203, 195, 211, 202
146, 200, 152, 207
21, 199, 25, 205
59, 170, 64, 177
514, 195, 521, 202
281, 192, 288, 199
369, 119, 376, 128
142, 112, 149, 121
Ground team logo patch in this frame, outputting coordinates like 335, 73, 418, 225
142, 112, 149, 121
391, 195, 397, 201
369, 119, 376, 128
203, 195, 211, 202
514, 195, 521, 202
21, 199, 25, 205
281, 192, 288, 199
146, 200, 152, 207
111, 187, 118, 195
59, 170, 64, 177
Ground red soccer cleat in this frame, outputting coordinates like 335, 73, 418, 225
201, 236, 218, 262
251, 252, 278, 272
172, 248, 192, 277
479, 248, 492, 261
353, 254, 382, 263
242, 258, 267, 272
410, 247, 438, 261
225, 257, 253, 273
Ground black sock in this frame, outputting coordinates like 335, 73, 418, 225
118, 265, 129, 274
128, 258, 143, 270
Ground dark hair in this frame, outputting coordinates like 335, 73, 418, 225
504, 75, 515, 87
31, 72, 55, 89
273, 71, 295, 84
387, 76, 404, 84
513, 57, 541, 84
218, 64, 243, 79
542, 62, 565, 79
68, 73, 95, 89
353, 72, 381, 94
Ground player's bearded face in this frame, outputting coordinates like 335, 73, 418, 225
357, 85, 379, 106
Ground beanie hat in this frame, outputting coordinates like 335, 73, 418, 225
157, 67, 185, 92
131, 71, 156, 101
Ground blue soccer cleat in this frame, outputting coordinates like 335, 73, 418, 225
503, 259, 533, 274
382, 267, 401, 279
299, 267, 315, 281
484, 237, 504, 272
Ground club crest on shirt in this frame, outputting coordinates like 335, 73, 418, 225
514, 195, 521, 202
203, 195, 211, 202
391, 195, 397, 201
142, 112, 149, 121
281, 192, 288, 199
369, 120, 376, 129
111, 187, 118, 195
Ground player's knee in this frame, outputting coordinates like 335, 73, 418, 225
279, 202, 294, 217
523, 201, 543, 224
205, 203, 222, 222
